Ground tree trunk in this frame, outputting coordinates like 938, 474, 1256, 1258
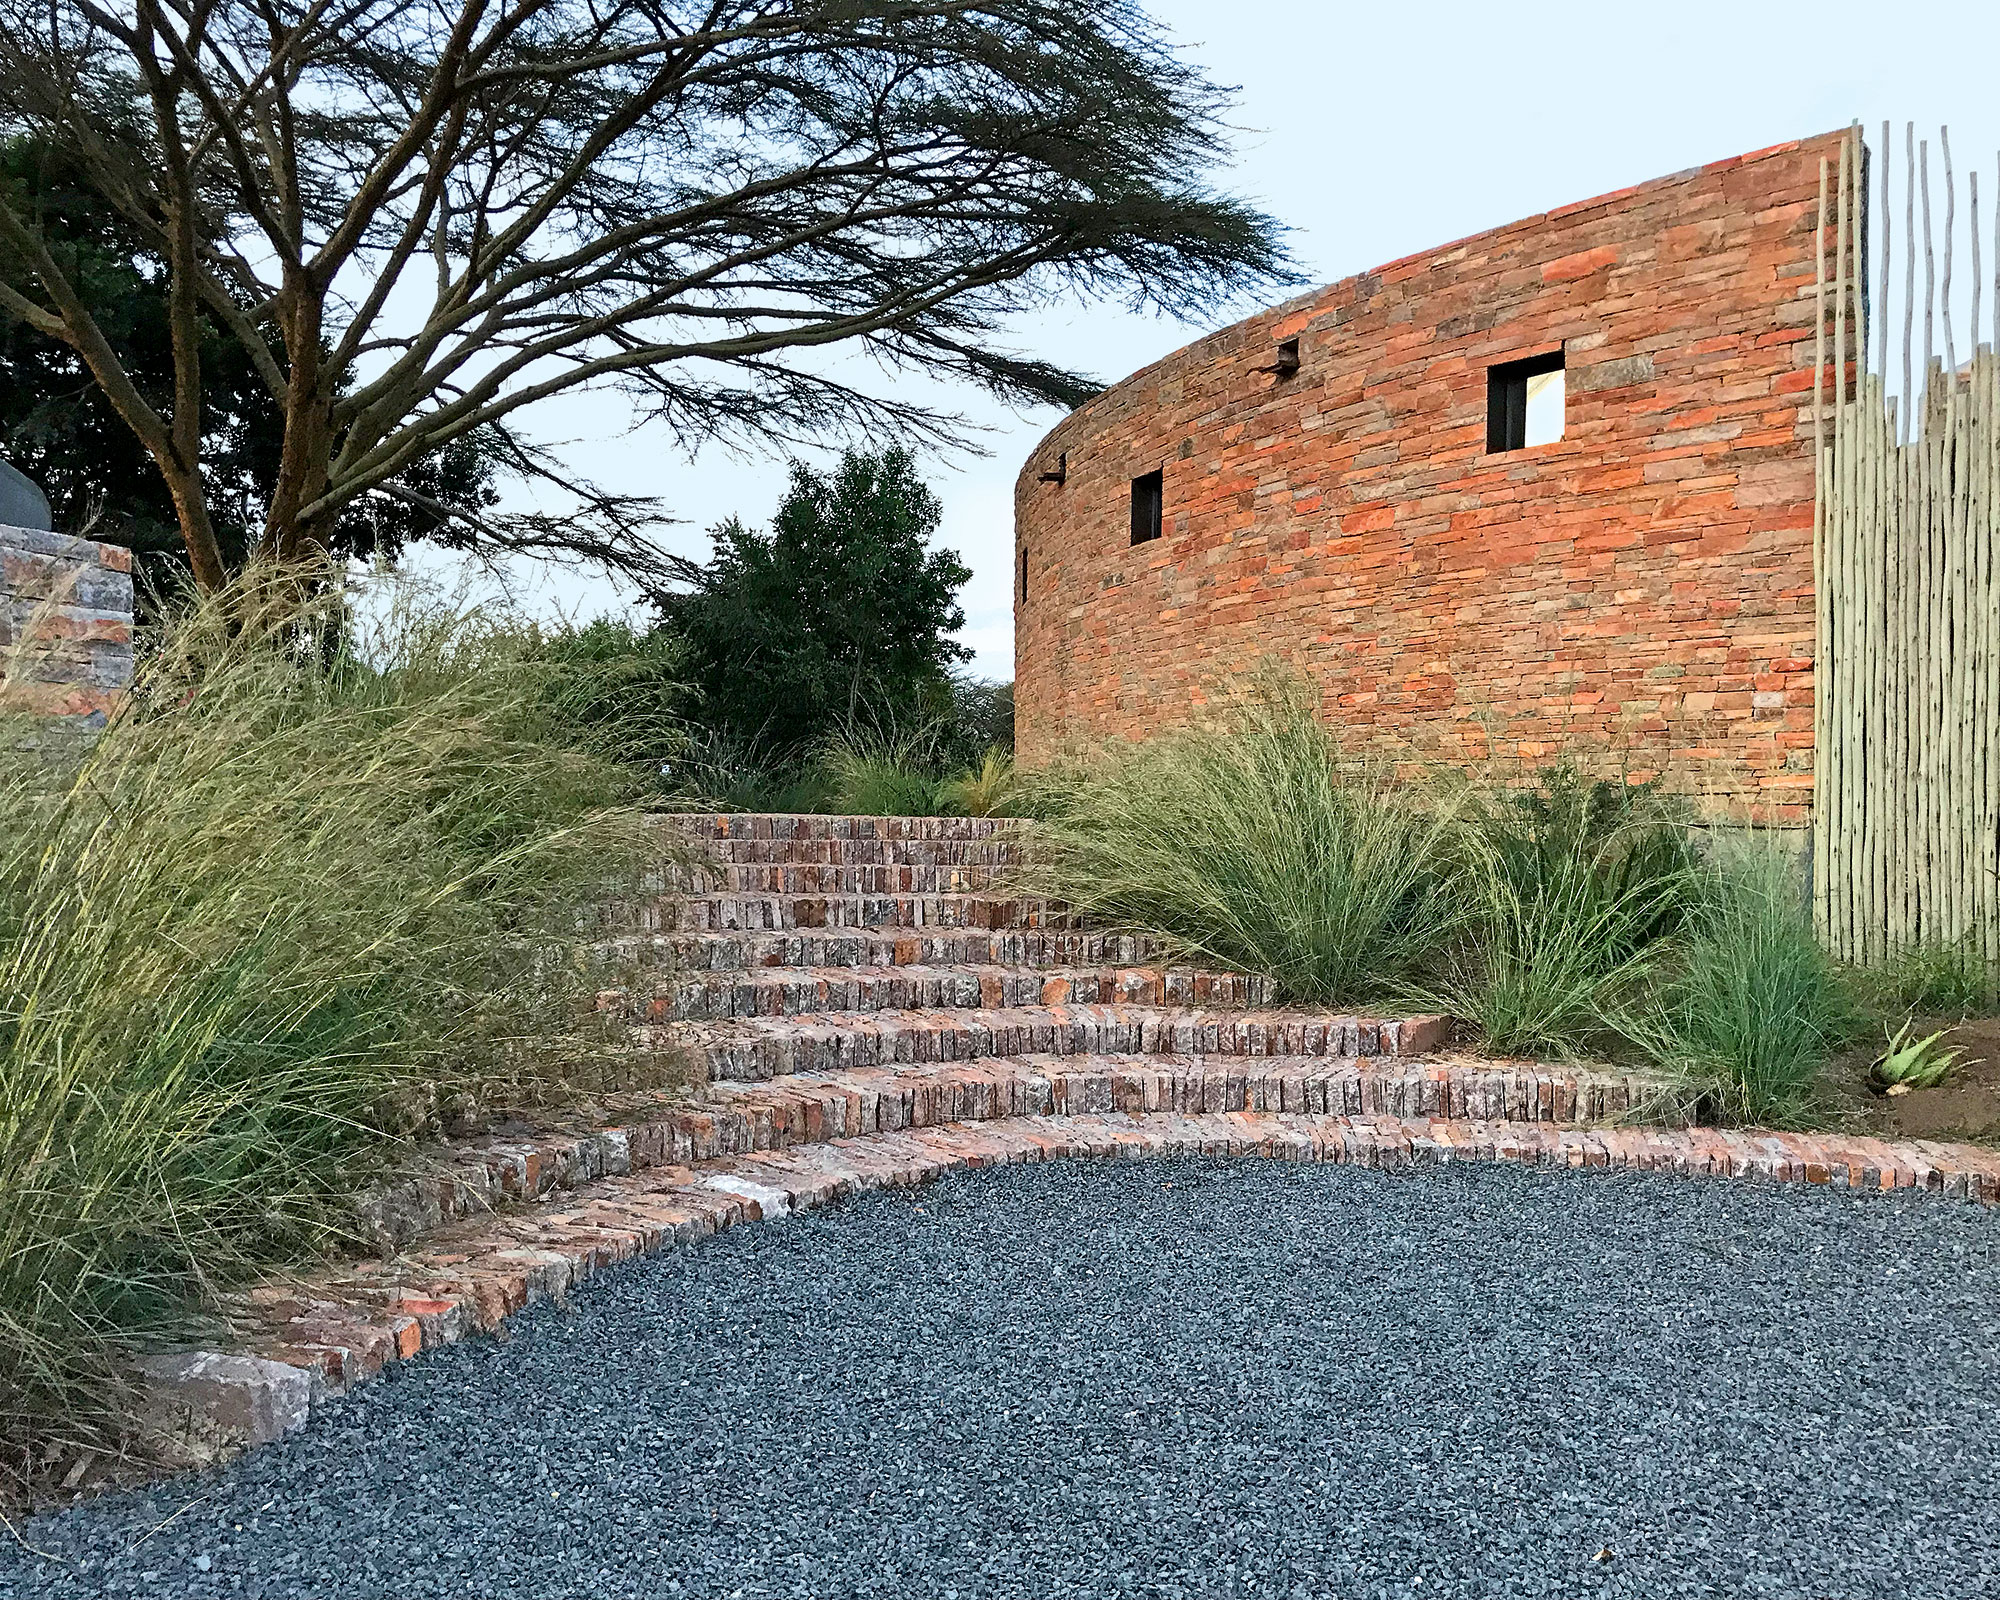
166, 471, 229, 590
262, 273, 336, 565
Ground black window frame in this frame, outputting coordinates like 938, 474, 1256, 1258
1486, 349, 1566, 453
1129, 468, 1163, 546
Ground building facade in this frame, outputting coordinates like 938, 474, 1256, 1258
1014, 133, 1844, 822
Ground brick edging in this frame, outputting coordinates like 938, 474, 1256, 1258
147, 1109, 2000, 1463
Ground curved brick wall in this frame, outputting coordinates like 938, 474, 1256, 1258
1014, 134, 1844, 821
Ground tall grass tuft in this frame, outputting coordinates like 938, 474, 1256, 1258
939, 748, 1018, 818
1863, 937, 1997, 1019
1019, 694, 1462, 1005
1424, 767, 1698, 1057
1621, 849, 1860, 1125
820, 725, 952, 816
0, 569, 657, 1475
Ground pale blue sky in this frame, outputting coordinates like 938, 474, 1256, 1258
443, 0, 2000, 680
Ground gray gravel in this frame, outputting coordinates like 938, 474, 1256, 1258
6, 1157, 2000, 1600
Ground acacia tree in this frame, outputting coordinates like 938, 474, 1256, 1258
0, 0, 1290, 592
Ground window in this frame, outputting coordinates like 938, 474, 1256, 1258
1486, 350, 1566, 452
1020, 544, 1029, 601
1263, 337, 1301, 379
1130, 469, 1163, 545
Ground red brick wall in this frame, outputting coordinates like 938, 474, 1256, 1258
0, 524, 135, 723
1014, 134, 1842, 822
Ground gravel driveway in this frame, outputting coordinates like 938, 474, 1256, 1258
6, 1157, 1999, 1599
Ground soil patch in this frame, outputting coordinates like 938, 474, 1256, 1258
1833, 1014, 2000, 1144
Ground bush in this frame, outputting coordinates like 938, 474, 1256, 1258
940, 749, 1018, 818
821, 728, 953, 816
670, 679, 1015, 818
0, 571, 659, 1472
659, 448, 972, 759
1621, 850, 1860, 1125
1424, 767, 1698, 1057
1018, 694, 1462, 1005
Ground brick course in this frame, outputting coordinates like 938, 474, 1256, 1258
0, 522, 135, 722
1014, 134, 1847, 822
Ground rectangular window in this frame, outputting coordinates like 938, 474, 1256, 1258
1486, 350, 1566, 452
1020, 544, 1029, 601
1130, 469, 1163, 545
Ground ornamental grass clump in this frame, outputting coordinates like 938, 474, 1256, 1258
0, 570, 659, 1477
1424, 767, 1700, 1057
1621, 849, 1861, 1126
1019, 694, 1462, 1006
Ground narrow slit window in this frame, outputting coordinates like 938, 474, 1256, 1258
1020, 544, 1029, 601
1130, 469, 1163, 545
1486, 350, 1566, 452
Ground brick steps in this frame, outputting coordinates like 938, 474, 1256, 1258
607, 927, 1171, 971
199, 1108, 2000, 1453
159, 810, 1993, 1465
350, 1052, 1658, 1254
663, 1002, 1453, 1081
630, 962, 1273, 1023
607, 891, 1078, 934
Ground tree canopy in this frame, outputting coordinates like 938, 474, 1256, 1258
0, 130, 505, 591
662, 447, 971, 756
0, 0, 1293, 589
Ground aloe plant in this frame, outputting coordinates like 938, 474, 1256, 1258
1871, 1021, 1966, 1095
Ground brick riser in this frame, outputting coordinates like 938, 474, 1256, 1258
603, 893, 1079, 934
666, 813, 1011, 842
351, 1054, 1652, 1253
668, 1004, 1452, 1081
609, 928, 1174, 971
683, 864, 1009, 894
637, 964, 1274, 1023
665, 839, 1026, 868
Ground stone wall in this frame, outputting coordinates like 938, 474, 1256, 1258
1014, 133, 1844, 821
0, 523, 135, 722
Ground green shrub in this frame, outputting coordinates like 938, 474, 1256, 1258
1425, 767, 1698, 1057
1621, 850, 1860, 1125
0, 571, 658, 1471
1018, 694, 1462, 1005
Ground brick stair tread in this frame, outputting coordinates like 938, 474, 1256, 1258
604, 927, 1167, 970
663, 813, 1013, 842
638, 962, 1273, 1021
658, 837, 1025, 868
658, 1002, 1453, 1080
605, 891, 1077, 933
232, 1109, 2000, 1411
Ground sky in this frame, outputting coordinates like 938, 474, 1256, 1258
430, 0, 2000, 682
